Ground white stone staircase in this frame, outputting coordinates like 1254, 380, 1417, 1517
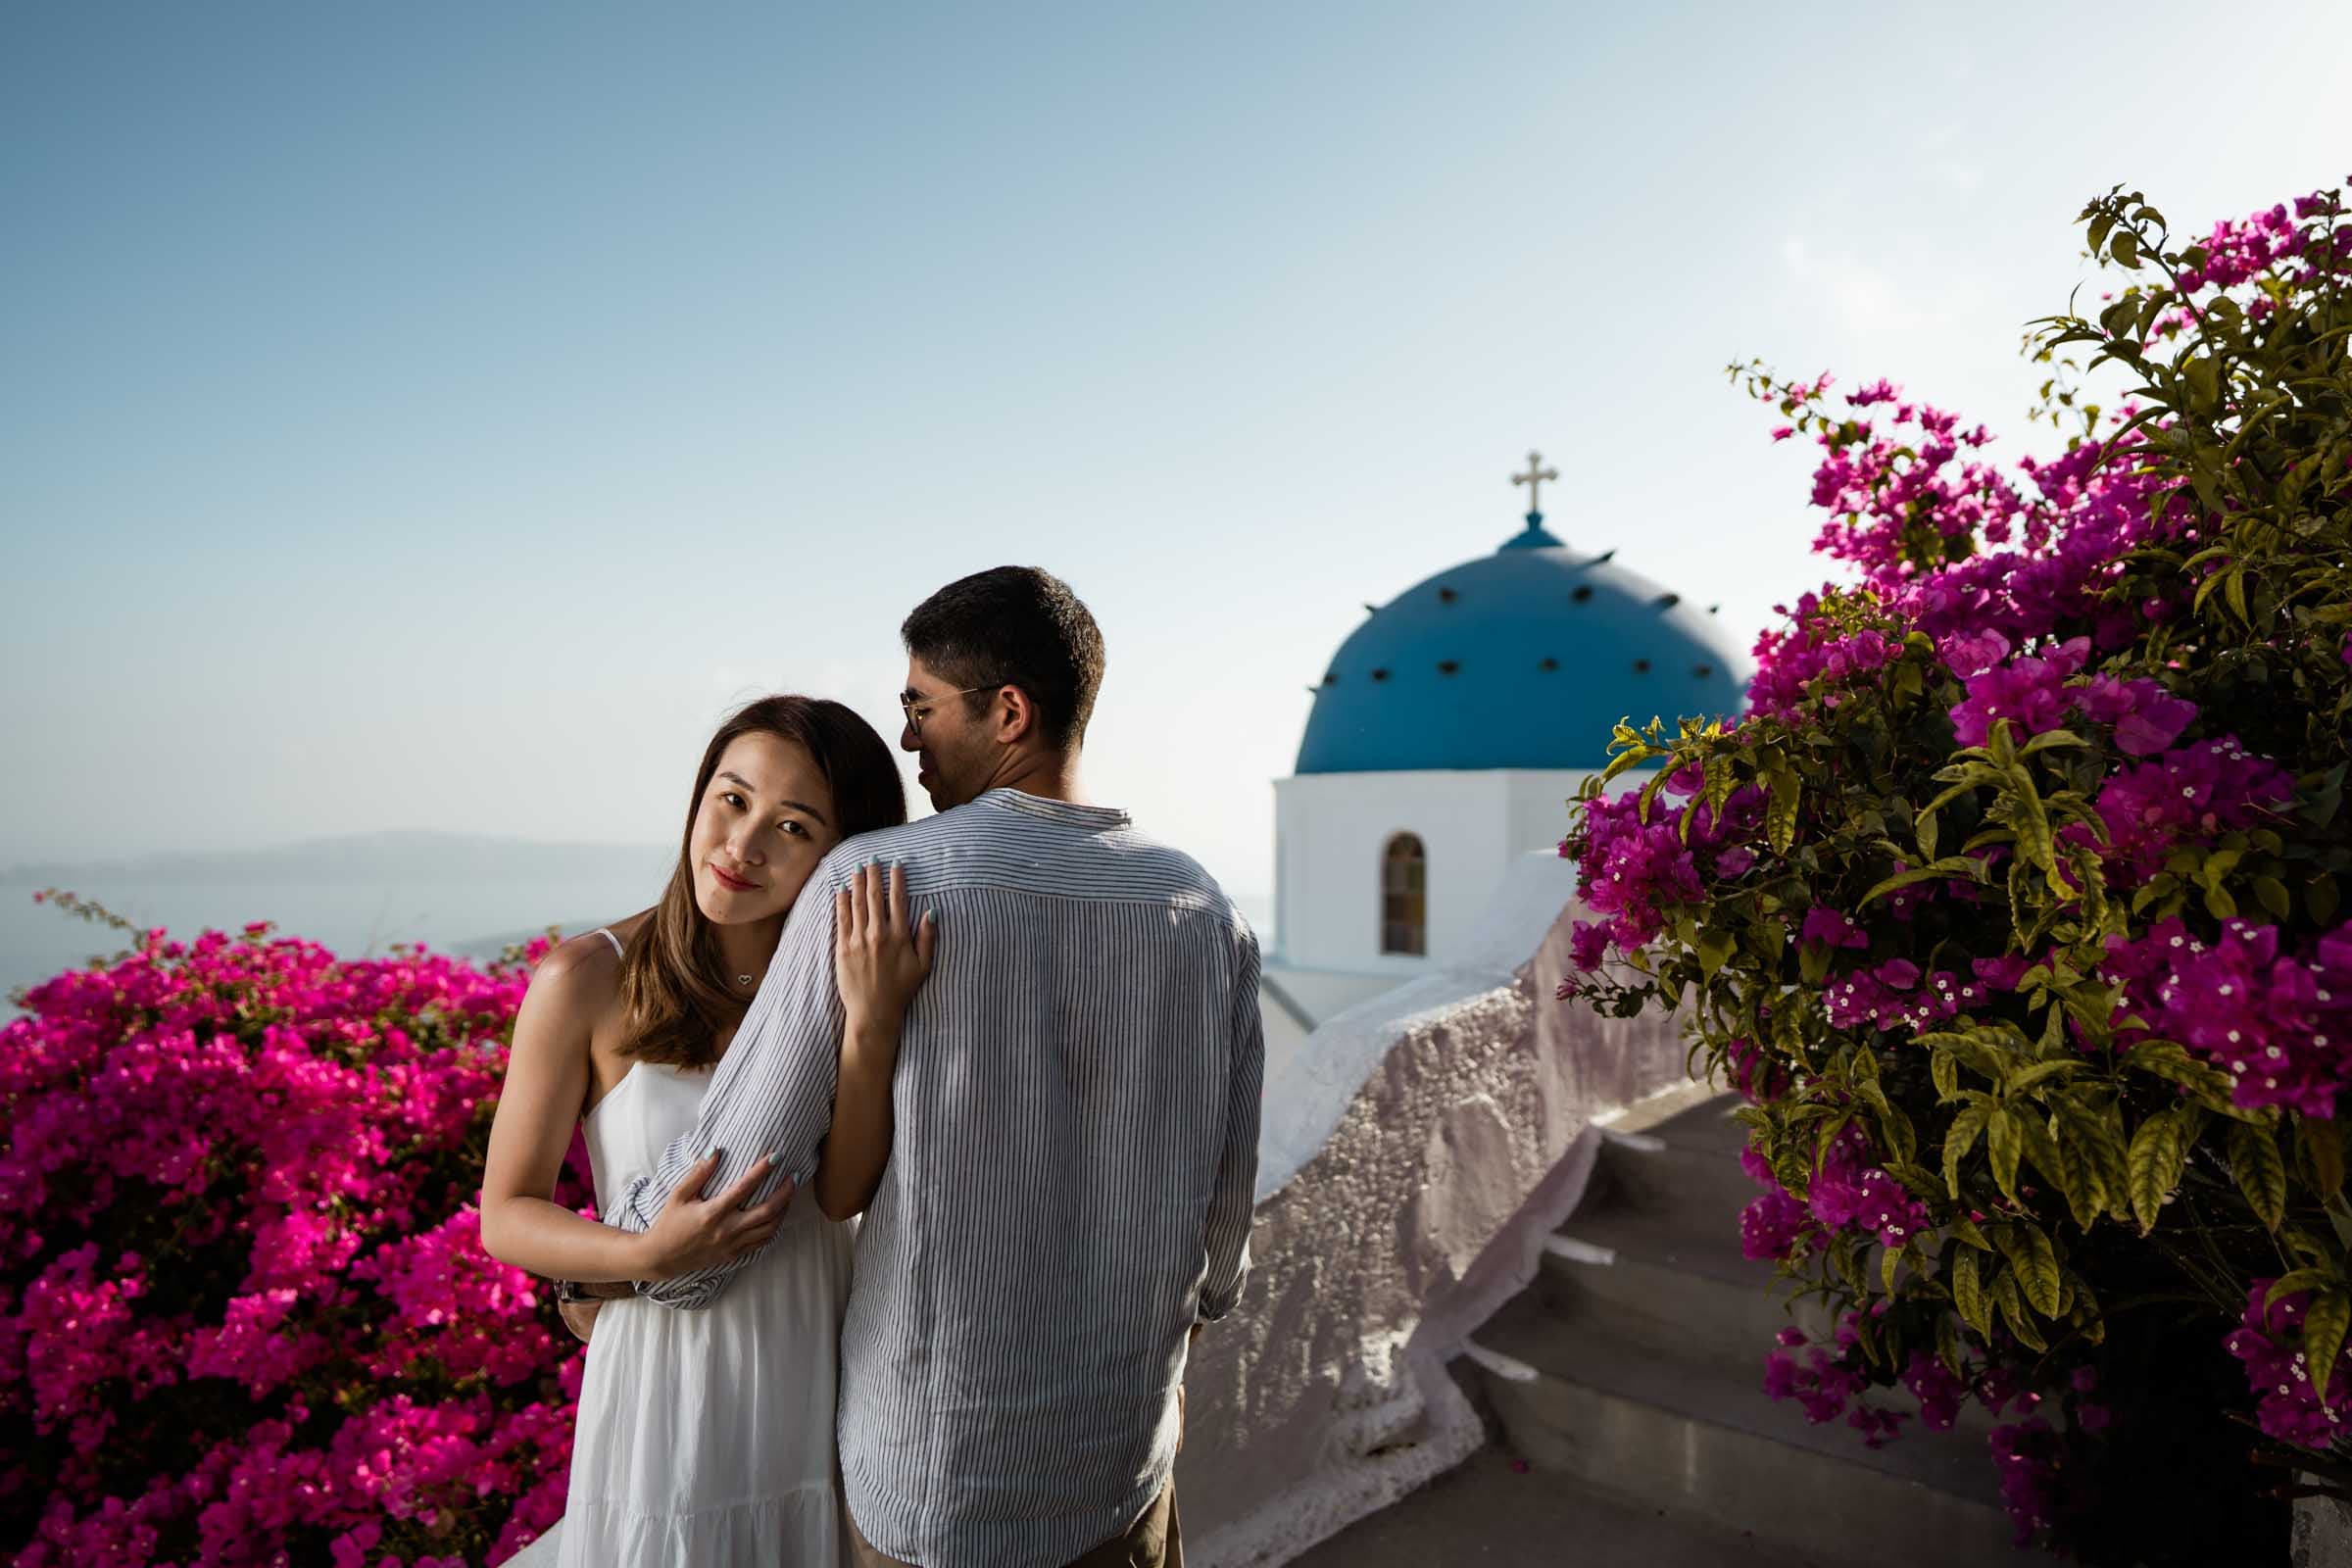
1294, 1093, 2018, 1567
1480, 1095, 2015, 1567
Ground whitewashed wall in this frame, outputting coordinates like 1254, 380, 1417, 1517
1269, 765, 1657, 976
1270, 768, 1594, 974
1177, 855, 1695, 1565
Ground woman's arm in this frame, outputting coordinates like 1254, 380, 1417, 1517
815, 863, 936, 1220
482, 940, 793, 1280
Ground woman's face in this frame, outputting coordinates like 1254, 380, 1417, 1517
687, 731, 842, 928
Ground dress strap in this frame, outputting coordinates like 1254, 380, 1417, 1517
591, 926, 624, 958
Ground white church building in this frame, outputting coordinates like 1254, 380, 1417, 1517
1258, 456, 1749, 1050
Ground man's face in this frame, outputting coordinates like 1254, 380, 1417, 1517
901, 658, 991, 812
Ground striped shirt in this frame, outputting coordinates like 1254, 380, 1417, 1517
609, 788, 1263, 1568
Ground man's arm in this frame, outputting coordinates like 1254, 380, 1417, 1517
1197, 925, 1264, 1323
605, 853, 852, 1309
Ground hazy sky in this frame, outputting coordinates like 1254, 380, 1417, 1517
5, 1, 2348, 898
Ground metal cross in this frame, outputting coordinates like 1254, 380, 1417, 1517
1511, 450, 1559, 514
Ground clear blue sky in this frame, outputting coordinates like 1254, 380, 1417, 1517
5, 0, 2347, 898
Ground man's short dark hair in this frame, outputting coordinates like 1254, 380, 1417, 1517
902, 566, 1105, 750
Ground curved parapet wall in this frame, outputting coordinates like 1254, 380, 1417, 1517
1176, 859, 1696, 1566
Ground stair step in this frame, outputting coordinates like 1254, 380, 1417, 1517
1475, 1294, 2013, 1568
1542, 1206, 1831, 1371
1595, 1124, 1765, 1223
1285, 1446, 1821, 1568
1642, 1095, 1758, 1155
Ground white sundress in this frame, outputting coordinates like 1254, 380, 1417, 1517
513, 929, 856, 1568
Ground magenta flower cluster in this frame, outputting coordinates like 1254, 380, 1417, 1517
2101, 918, 2352, 1118
1561, 184, 2352, 1550
2076, 736, 2296, 886
2228, 1280, 2352, 1446
1737, 1121, 1928, 1262
1946, 633, 2198, 759
0, 914, 588, 1566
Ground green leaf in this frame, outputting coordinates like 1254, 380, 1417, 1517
2303, 764, 2347, 831
1944, 1099, 1993, 1200
2255, 875, 2293, 920
1991, 1268, 2049, 1351
2229, 1120, 2288, 1232
1950, 1211, 1991, 1251
2109, 227, 2140, 269
2267, 1269, 2338, 1309
2009, 1058, 2082, 1094
1951, 1246, 1991, 1338
2183, 354, 2222, 412
2123, 1039, 2237, 1101
2305, 1116, 2346, 1201
1860, 857, 1982, 907
1764, 765, 1801, 856
1998, 1223, 2063, 1317
2128, 1109, 2189, 1233
2015, 1112, 2084, 1226
2312, 872, 2342, 926
1637, 766, 1671, 825
1696, 926, 1736, 980
2046, 1102, 2119, 1221
2305, 1293, 2352, 1405
2002, 765, 2059, 878
1987, 1108, 2024, 1203
2019, 728, 2089, 757
1932, 1047, 1960, 1103
1936, 1310, 1966, 1379
1599, 747, 1654, 785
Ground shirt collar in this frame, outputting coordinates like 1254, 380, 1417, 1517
977, 788, 1132, 831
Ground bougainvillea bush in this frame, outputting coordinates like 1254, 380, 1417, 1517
1564, 182, 2351, 1563
0, 895, 585, 1566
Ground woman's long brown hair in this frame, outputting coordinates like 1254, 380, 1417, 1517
615, 695, 906, 1067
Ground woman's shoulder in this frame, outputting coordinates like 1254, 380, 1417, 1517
527, 913, 650, 1012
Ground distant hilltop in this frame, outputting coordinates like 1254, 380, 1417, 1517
1, 831, 674, 887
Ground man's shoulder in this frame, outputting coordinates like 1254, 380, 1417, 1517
1100, 827, 1259, 952
828, 805, 1250, 939
828, 811, 960, 867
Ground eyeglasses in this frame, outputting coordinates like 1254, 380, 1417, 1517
899, 684, 1000, 738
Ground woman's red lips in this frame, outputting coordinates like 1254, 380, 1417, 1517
710, 862, 759, 893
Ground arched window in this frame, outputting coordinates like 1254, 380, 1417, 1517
1381, 833, 1427, 956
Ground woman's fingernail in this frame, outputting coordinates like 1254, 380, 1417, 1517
763, 1150, 781, 1166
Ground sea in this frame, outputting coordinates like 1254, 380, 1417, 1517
1, 848, 1273, 1015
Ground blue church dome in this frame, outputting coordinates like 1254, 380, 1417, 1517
1295, 514, 1750, 774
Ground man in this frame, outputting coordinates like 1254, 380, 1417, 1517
607, 565, 1264, 1568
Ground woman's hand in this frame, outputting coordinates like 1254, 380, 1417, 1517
834, 862, 936, 1033
630, 1149, 796, 1280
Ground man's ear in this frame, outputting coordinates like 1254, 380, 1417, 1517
993, 685, 1038, 746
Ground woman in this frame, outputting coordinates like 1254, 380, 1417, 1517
480, 695, 934, 1567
